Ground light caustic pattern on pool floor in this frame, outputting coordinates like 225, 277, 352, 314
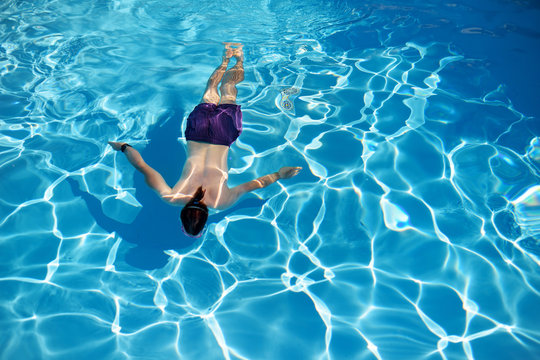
2, 3, 540, 360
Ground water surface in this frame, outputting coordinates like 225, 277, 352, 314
1, 0, 539, 359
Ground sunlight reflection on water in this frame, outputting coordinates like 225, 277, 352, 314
1, 0, 539, 359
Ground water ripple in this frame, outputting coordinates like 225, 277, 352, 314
1, 0, 539, 359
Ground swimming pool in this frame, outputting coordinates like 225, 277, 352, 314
1, 0, 539, 359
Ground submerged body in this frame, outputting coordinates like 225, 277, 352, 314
109, 43, 301, 230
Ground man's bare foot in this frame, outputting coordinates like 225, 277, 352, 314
223, 42, 242, 47
233, 46, 244, 63
223, 47, 233, 62
223, 42, 243, 62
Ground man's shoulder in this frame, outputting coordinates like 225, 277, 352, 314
212, 185, 240, 210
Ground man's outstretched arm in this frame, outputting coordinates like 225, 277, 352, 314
228, 166, 302, 206
108, 142, 172, 200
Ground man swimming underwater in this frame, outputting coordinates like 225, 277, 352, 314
109, 43, 302, 237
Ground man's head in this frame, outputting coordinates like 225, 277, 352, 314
180, 186, 208, 237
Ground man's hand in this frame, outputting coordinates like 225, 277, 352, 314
228, 166, 303, 207
278, 166, 302, 179
108, 141, 125, 151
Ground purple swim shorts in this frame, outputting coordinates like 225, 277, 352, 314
185, 103, 243, 147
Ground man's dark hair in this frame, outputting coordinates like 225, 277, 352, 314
180, 186, 208, 237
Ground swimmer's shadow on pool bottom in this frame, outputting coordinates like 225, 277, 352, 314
67, 173, 266, 271
69, 178, 265, 269
67, 118, 266, 270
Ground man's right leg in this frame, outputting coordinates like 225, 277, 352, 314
200, 47, 233, 104
219, 46, 244, 105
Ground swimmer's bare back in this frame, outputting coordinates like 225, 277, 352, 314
108, 140, 301, 209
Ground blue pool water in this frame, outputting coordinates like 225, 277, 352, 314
1, 0, 540, 359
